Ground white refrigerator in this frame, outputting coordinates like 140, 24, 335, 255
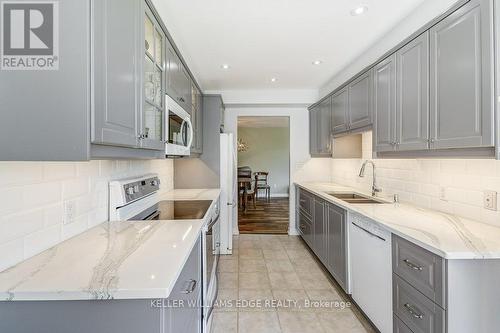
219, 133, 237, 254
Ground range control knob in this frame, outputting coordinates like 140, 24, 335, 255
126, 187, 135, 195
133, 185, 140, 193
151, 179, 159, 187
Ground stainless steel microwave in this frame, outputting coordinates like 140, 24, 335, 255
165, 95, 193, 156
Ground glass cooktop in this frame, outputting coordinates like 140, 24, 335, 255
148, 200, 212, 220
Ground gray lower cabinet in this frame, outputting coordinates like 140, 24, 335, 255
0, 237, 202, 333
325, 202, 347, 291
429, 0, 494, 149
331, 87, 349, 135
348, 70, 372, 131
374, 55, 397, 152
392, 234, 500, 333
309, 98, 332, 157
296, 187, 348, 293
396, 32, 430, 151
167, 237, 202, 333
313, 197, 327, 263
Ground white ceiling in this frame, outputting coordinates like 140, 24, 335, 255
152, 0, 426, 91
238, 116, 290, 128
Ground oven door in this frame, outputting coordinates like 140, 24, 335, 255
165, 95, 193, 156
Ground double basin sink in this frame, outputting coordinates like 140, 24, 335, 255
326, 192, 387, 204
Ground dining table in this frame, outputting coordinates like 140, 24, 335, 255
238, 177, 253, 212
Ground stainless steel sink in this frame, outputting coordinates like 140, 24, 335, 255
326, 192, 385, 204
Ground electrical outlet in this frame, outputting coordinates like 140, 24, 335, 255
439, 187, 447, 201
63, 200, 77, 224
484, 191, 498, 211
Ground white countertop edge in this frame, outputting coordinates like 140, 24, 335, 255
294, 182, 496, 260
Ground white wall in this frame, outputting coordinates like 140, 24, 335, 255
224, 103, 332, 235
238, 126, 290, 196
0, 160, 174, 272
319, 0, 461, 99
331, 132, 500, 225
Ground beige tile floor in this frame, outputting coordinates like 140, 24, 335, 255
212, 234, 377, 333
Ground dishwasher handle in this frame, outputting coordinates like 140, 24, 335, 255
352, 222, 386, 242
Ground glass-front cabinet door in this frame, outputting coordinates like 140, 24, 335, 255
141, 3, 166, 150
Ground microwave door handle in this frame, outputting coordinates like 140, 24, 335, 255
185, 118, 194, 148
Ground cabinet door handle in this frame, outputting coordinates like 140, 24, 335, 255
403, 259, 423, 271
181, 279, 197, 294
404, 303, 424, 319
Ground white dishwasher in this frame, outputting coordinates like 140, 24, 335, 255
349, 213, 392, 333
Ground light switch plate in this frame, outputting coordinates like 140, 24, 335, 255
484, 191, 498, 211
63, 200, 77, 224
439, 187, 447, 201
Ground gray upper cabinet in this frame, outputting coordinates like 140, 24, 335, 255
309, 98, 332, 157
92, 0, 140, 149
309, 104, 320, 156
319, 97, 333, 155
141, 3, 167, 150
331, 88, 349, 135
166, 41, 192, 112
396, 32, 430, 151
348, 70, 372, 131
0, 0, 91, 161
429, 0, 494, 149
191, 84, 203, 154
374, 55, 397, 152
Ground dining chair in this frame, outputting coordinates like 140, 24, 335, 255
254, 172, 271, 202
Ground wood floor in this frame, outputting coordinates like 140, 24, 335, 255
238, 197, 289, 234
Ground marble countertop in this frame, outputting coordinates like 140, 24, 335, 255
296, 182, 500, 260
0, 189, 221, 301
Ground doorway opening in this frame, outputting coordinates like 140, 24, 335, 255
236, 116, 290, 234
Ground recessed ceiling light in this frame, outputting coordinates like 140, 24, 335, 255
350, 5, 368, 16
312, 60, 323, 65
221, 64, 230, 70
270, 77, 277, 82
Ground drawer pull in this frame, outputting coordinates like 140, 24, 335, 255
404, 303, 424, 319
181, 279, 197, 294
403, 259, 423, 271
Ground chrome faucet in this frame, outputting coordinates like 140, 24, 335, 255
358, 160, 382, 197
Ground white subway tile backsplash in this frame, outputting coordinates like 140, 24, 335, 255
62, 178, 90, 199
0, 159, 174, 272
0, 210, 45, 244
0, 162, 43, 186
331, 132, 500, 226
0, 239, 24, 272
23, 182, 62, 208
62, 215, 88, 240
43, 163, 77, 181
24, 224, 61, 259
0, 187, 23, 215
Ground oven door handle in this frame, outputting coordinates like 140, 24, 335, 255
208, 214, 220, 229
206, 272, 218, 321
